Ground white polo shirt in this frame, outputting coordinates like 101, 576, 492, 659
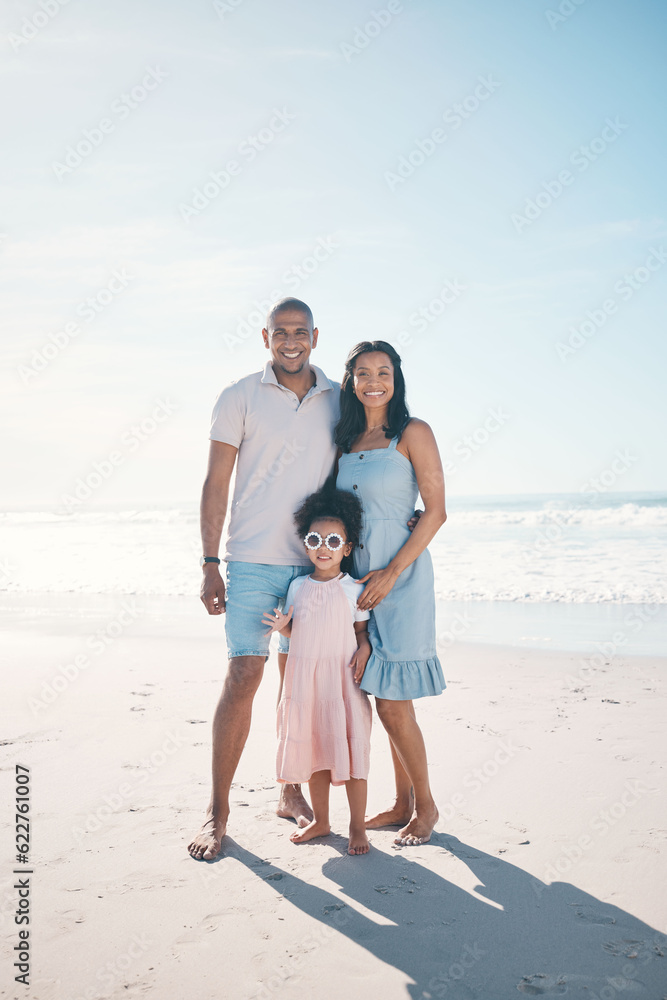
210, 361, 340, 565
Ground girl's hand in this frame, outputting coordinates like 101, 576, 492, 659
261, 605, 293, 636
349, 639, 371, 684
357, 567, 399, 612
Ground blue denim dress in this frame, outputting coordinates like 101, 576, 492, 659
337, 437, 445, 700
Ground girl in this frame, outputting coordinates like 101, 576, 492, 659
262, 485, 373, 856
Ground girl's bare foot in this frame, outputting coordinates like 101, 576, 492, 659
394, 804, 439, 846
365, 795, 414, 829
289, 818, 331, 843
348, 824, 370, 855
187, 810, 228, 860
277, 783, 313, 828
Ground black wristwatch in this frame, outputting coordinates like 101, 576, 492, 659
200, 556, 221, 567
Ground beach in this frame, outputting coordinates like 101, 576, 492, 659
2, 592, 665, 1000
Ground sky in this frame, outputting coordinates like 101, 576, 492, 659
1, 0, 666, 507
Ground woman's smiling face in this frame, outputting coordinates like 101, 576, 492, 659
352, 351, 395, 407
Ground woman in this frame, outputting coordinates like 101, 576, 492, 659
335, 340, 447, 846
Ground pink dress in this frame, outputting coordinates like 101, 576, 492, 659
276, 573, 372, 786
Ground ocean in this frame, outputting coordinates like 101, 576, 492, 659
2, 491, 665, 655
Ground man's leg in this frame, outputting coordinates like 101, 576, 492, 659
188, 654, 265, 860
276, 650, 313, 828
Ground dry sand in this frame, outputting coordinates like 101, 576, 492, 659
2, 594, 665, 999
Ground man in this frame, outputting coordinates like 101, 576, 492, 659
188, 297, 339, 861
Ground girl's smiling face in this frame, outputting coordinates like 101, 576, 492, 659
304, 517, 352, 576
352, 351, 395, 408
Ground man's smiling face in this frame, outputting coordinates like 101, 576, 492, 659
262, 307, 318, 376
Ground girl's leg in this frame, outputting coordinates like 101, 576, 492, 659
290, 770, 331, 843
365, 703, 416, 829
345, 778, 370, 855
375, 698, 438, 845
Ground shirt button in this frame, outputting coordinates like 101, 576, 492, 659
359, 543, 364, 549
359, 454, 364, 459
353, 484, 358, 490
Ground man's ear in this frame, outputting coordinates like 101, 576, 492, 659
311, 327, 319, 349
262, 327, 270, 349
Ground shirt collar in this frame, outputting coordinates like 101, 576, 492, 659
261, 360, 334, 394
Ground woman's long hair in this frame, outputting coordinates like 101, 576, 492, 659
334, 340, 410, 453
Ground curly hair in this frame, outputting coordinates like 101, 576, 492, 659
334, 340, 410, 453
293, 484, 363, 573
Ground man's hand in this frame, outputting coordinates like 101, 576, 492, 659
200, 566, 226, 615
262, 605, 293, 637
407, 509, 423, 532
349, 638, 371, 684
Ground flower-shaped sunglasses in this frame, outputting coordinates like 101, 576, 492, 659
303, 531, 345, 551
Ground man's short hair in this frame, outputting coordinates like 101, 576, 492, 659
266, 297, 314, 331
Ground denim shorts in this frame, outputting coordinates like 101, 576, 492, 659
224, 561, 311, 660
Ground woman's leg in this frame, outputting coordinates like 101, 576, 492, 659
375, 698, 439, 845
345, 778, 370, 855
290, 770, 331, 843
365, 702, 415, 829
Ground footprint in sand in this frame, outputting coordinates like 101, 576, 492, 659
603, 938, 663, 960
569, 903, 616, 924
517, 973, 567, 995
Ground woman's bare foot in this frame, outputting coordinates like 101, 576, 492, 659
187, 810, 227, 860
348, 824, 370, 855
365, 795, 414, 829
277, 783, 314, 828
289, 818, 331, 843
394, 804, 439, 846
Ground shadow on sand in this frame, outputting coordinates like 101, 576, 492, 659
208, 832, 665, 999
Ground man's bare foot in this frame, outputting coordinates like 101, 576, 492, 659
187, 810, 227, 860
348, 824, 370, 855
394, 804, 439, 846
365, 796, 414, 829
289, 818, 331, 843
277, 783, 313, 828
